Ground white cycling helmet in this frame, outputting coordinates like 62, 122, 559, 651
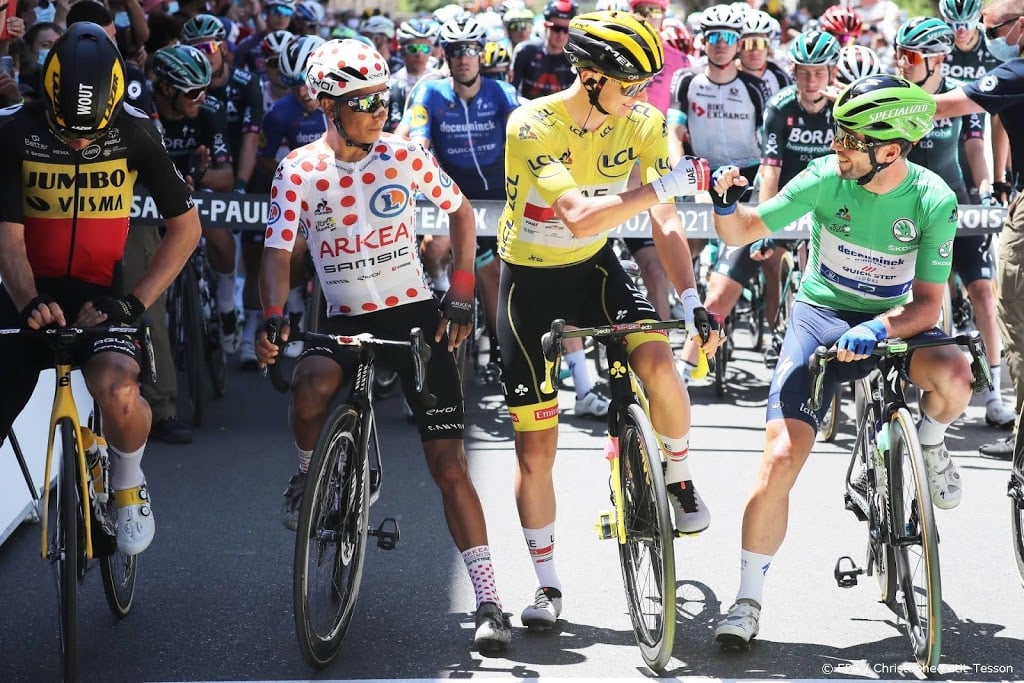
835, 44, 883, 85
359, 16, 396, 39
438, 15, 488, 46
397, 18, 440, 44
742, 9, 774, 36
280, 34, 325, 85
305, 39, 391, 98
700, 4, 745, 33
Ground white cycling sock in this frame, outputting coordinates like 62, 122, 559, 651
242, 308, 260, 343
659, 432, 691, 485
216, 272, 236, 313
296, 445, 312, 474
523, 524, 561, 591
917, 411, 950, 447
986, 364, 1002, 404
566, 349, 592, 398
736, 549, 773, 606
462, 545, 502, 608
110, 442, 146, 490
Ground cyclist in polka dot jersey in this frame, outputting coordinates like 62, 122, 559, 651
256, 39, 513, 654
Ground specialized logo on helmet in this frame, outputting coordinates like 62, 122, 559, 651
370, 185, 410, 218
938, 239, 953, 259
891, 218, 917, 242
868, 104, 930, 123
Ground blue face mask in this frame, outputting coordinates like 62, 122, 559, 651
34, 3, 56, 23
986, 30, 1021, 62
166, 1, 180, 13
114, 11, 131, 29
36, 48, 50, 68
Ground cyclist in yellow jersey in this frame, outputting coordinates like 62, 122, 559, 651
495, 10, 720, 629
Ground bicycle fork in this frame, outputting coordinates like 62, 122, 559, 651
596, 436, 627, 543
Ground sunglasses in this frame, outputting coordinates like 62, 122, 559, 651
612, 76, 653, 97
340, 90, 391, 113
949, 21, 977, 31
546, 22, 570, 34
403, 43, 432, 55
268, 5, 293, 15
984, 17, 1017, 40
506, 20, 532, 32
634, 7, 664, 19
835, 33, 858, 46
176, 86, 207, 100
50, 121, 107, 142
446, 44, 481, 58
740, 37, 769, 50
704, 30, 739, 45
191, 40, 222, 55
895, 47, 929, 66
833, 127, 885, 153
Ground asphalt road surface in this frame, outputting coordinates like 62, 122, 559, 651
0, 330, 1022, 683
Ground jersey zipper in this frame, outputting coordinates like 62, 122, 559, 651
459, 98, 488, 193
66, 153, 82, 277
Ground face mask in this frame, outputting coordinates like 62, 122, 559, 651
986, 32, 1021, 62
34, 4, 56, 23
114, 11, 131, 28
166, 1, 180, 14
36, 48, 50, 68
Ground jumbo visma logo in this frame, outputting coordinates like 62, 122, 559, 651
369, 185, 410, 218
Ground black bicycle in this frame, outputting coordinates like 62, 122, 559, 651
166, 239, 227, 426
1007, 411, 1024, 587
810, 330, 990, 669
267, 325, 434, 668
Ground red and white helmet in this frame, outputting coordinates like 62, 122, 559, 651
305, 39, 391, 98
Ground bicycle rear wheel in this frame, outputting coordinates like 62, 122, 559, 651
1009, 411, 1024, 585
54, 419, 81, 682
617, 403, 676, 672
887, 408, 941, 668
293, 406, 369, 668
176, 262, 207, 427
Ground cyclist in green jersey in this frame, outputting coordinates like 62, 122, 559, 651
707, 75, 976, 648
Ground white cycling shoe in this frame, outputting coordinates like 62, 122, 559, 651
715, 600, 760, 648
114, 483, 155, 555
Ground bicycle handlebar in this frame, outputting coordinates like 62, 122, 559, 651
0, 324, 157, 384
539, 317, 715, 394
807, 329, 992, 413
265, 323, 437, 408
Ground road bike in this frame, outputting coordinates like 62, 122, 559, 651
809, 330, 990, 669
166, 239, 227, 426
540, 317, 710, 672
267, 325, 434, 668
1, 325, 154, 682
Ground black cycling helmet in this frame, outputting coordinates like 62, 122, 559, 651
42, 22, 127, 138
545, 0, 579, 21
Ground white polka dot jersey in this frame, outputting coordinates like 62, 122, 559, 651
264, 136, 465, 316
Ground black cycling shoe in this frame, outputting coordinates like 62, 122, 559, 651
149, 416, 193, 444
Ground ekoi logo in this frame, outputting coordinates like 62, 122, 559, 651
369, 185, 409, 218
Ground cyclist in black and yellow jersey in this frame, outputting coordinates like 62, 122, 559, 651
0, 23, 201, 556
496, 9, 719, 629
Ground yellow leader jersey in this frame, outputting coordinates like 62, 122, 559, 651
497, 94, 673, 267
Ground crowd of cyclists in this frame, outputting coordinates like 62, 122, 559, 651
1, 0, 1022, 660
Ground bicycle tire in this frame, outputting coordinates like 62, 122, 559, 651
200, 256, 228, 398
750, 276, 765, 352
617, 403, 676, 672
887, 408, 942, 669
180, 262, 207, 427
714, 323, 728, 398
817, 387, 841, 443
293, 406, 369, 668
100, 548, 137, 617
1009, 417, 1024, 586
56, 418, 80, 683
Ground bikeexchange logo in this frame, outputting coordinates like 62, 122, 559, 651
891, 218, 917, 242
369, 185, 410, 218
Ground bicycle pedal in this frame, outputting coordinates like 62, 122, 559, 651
370, 517, 400, 550
834, 555, 862, 588
594, 510, 616, 540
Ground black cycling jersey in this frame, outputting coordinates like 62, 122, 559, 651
511, 38, 575, 100
760, 84, 834, 188
909, 79, 982, 200
159, 94, 233, 177
964, 58, 1024, 191
942, 36, 1002, 83
208, 66, 264, 171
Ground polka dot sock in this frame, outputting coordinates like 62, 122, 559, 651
462, 545, 501, 609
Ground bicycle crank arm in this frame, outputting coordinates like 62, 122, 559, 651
369, 517, 400, 550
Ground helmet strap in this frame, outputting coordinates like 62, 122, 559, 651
454, 73, 479, 88
856, 142, 908, 186
582, 75, 612, 116
331, 105, 372, 152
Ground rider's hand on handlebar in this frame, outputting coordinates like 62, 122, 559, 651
835, 319, 887, 362
257, 313, 289, 369
20, 295, 66, 330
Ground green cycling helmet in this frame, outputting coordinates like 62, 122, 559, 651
152, 45, 213, 91
181, 14, 227, 44
939, 0, 981, 24
833, 74, 936, 142
896, 17, 954, 54
789, 30, 840, 65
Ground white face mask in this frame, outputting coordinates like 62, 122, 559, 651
34, 3, 56, 23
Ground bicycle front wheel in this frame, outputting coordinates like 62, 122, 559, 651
617, 403, 676, 672
54, 419, 81, 682
887, 408, 942, 668
180, 261, 207, 427
293, 406, 369, 668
